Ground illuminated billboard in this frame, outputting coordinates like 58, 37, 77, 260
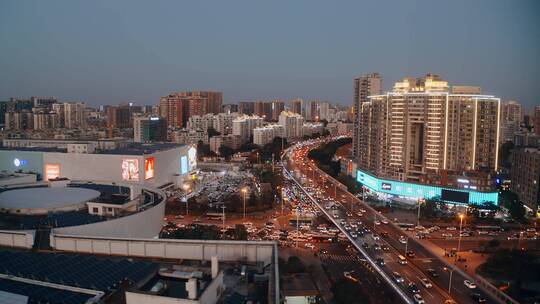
122, 159, 139, 181
188, 147, 197, 171
45, 164, 60, 180
145, 157, 155, 180
356, 169, 498, 205
180, 156, 188, 174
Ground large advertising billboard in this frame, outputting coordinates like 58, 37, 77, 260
122, 159, 139, 181
180, 156, 188, 174
45, 164, 60, 180
145, 157, 155, 180
188, 147, 197, 171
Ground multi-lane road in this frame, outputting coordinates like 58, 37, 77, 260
283, 138, 505, 304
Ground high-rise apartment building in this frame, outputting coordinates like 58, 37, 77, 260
305, 100, 321, 121
291, 98, 303, 115
511, 147, 540, 212
232, 115, 263, 142
107, 105, 132, 129
133, 116, 167, 143
271, 100, 285, 121
319, 102, 331, 121
278, 111, 304, 139
64, 102, 86, 129
357, 74, 500, 191
238, 102, 255, 115
253, 125, 285, 146
352, 73, 382, 161
534, 106, 540, 136
159, 91, 223, 128
500, 100, 523, 143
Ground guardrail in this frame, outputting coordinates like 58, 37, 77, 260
282, 154, 413, 304
476, 275, 520, 304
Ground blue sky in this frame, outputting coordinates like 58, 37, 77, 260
1, 1, 539, 109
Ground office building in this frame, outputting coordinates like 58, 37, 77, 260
356, 74, 500, 205
278, 111, 304, 139
501, 100, 523, 143
107, 104, 133, 129
511, 147, 540, 212
133, 116, 167, 143
352, 73, 382, 160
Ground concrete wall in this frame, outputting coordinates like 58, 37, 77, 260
51, 235, 276, 264
0, 230, 34, 248
199, 271, 224, 304
0, 151, 44, 176
52, 195, 165, 238
126, 292, 198, 304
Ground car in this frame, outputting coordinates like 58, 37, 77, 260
381, 232, 389, 238
372, 234, 380, 240
408, 282, 420, 294
406, 250, 415, 258
460, 232, 470, 237
381, 220, 389, 224
373, 244, 381, 251
399, 236, 407, 244
470, 293, 486, 303
447, 226, 457, 231
350, 232, 358, 238
343, 271, 358, 282
374, 220, 381, 225
333, 214, 339, 219
362, 242, 369, 249
376, 258, 385, 266
319, 248, 328, 254
426, 268, 438, 277
442, 233, 453, 238
464, 280, 477, 289
392, 272, 404, 283
420, 278, 432, 288
413, 294, 425, 304
346, 212, 353, 217
382, 245, 390, 251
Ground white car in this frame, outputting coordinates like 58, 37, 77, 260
413, 294, 425, 304
464, 280, 477, 289
447, 226, 457, 231
420, 278, 432, 288
381, 220, 389, 225
399, 236, 407, 244
374, 220, 381, 225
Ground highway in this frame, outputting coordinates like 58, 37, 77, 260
283, 138, 507, 304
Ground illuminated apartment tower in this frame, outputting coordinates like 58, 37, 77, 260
291, 98, 303, 115
352, 73, 382, 161
358, 74, 500, 189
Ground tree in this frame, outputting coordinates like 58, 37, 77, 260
330, 278, 371, 304
234, 224, 248, 240
218, 146, 235, 159
207, 127, 221, 137
479, 249, 540, 292
499, 141, 514, 169
197, 140, 216, 158
508, 200, 526, 221
420, 199, 439, 219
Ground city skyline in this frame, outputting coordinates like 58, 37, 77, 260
1, 1, 539, 107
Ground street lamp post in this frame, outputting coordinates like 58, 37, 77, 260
405, 237, 409, 254
296, 206, 302, 248
241, 187, 248, 219
456, 214, 464, 260
448, 268, 454, 294
183, 184, 190, 216
416, 199, 422, 227
221, 206, 226, 232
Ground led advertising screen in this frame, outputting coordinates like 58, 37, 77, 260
145, 157, 155, 180
381, 182, 392, 190
188, 147, 197, 171
45, 164, 60, 180
122, 159, 139, 181
180, 156, 188, 174
441, 189, 469, 204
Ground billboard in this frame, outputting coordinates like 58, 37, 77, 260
122, 159, 139, 181
45, 164, 60, 180
145, 157, 155, 180
180, 156, 188, 174
188, 147, 197, 171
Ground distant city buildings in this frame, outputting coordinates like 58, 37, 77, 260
500, 100, 523, 144
232, 115, 264, 143
159, 91, 223, 128
253, 124, 284, 146
278, 111, 304, 139
534, 106, 540, 136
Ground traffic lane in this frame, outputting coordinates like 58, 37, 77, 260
291, 160, 492, 304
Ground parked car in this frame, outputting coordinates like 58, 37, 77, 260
464, 280, 477, 289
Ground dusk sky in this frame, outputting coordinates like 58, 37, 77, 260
1, 0, 539, 109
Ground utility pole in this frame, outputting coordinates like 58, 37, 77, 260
456, 214, 464, 261
416, 199, 421, 227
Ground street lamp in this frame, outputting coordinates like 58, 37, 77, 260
183, 183, 191, 216
444, 267, 455, 295
241, 187, 248, 219
456, 213, 464, 261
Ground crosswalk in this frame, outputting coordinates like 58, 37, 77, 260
318, 252, 359, 263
